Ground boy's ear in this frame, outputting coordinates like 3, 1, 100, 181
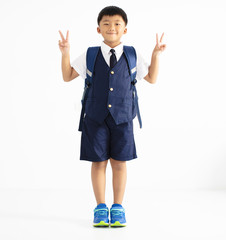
97, 27, 101, 34
124, 28, 127, 34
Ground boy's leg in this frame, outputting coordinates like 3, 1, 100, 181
110, 158, 127, 204
91, 160, 109, 205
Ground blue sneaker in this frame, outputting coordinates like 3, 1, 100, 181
110, 204, 126, 227
93, 203, 109, 227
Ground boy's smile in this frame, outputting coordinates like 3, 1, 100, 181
97, 15, 127, 48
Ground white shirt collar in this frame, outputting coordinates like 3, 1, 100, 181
101, 41, 123, 56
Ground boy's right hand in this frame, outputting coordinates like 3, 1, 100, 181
58, 30, 70, 55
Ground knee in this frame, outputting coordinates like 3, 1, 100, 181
92, 160, 108, 170
110, 158, 126, 171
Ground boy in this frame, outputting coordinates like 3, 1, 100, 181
58, 6, 166, 227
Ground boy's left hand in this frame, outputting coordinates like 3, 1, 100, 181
153, 32, 166, 56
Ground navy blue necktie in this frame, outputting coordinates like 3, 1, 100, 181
110, 49, 117, 68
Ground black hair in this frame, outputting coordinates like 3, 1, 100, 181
97, 6, 128, 26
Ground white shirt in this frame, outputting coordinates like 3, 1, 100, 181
71, 41, 149, 81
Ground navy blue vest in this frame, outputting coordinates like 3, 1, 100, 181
84, 49, 136, 125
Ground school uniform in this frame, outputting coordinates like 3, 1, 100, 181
71, 42, 149, 162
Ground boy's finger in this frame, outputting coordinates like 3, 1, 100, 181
160, 32, 164, 42
66, 30, 69, 41
59, 30, 65, 41
156, 33, 159, 44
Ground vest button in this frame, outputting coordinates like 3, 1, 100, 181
110, 88, 113, 91
111, 71, 114, 74
108, 104, 112, 108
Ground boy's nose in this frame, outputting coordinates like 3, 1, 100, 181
109, 25, 115, 31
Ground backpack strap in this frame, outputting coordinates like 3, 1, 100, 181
123, 46, 137, 82
123, 46, 142, 129
78, 46, 100, 131
86, 46, 100, 85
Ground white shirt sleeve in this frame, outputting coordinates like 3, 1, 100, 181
70, 51, 87, 80
136, 51, 149, 81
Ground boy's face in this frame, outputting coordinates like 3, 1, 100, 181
97, 15, 127, 47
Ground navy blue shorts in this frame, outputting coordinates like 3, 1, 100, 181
80, 113, 137, 162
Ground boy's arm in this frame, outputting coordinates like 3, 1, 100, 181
61, 53, 79, 82
144, 52, 159, 84
144, 52, 159, 83
144, 32, 166, 84
59, 30, 79, 82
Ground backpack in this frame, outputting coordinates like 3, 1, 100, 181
78, 45, 142, 131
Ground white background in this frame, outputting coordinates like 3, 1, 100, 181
1, 0, 226, 239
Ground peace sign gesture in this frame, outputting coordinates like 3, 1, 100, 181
58, 30, 70, 55
153, 32, 166, 56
